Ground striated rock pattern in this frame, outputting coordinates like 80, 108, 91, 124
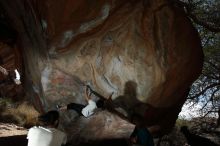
0, 0, 203, 140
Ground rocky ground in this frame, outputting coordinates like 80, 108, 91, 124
0, 123, 27, 137
0, 123, 28, 146
0, 121, 219, 146
0, 122, 129, 146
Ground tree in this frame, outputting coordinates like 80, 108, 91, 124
176, 0, 220, 127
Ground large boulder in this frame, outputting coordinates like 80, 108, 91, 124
0, 0, 203, 140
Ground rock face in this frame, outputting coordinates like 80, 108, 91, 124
0, 43, 23, 100
0, 0, 203, 140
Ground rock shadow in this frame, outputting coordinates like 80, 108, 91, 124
0, 135, 27, 146
113, 81, 144, 119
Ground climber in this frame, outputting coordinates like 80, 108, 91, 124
27, 110, 67, 146
129, 114, 154, 146
57, 85, 113, 118
0, 66, 21, 85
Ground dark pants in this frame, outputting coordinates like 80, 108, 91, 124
67, 103, 86, 115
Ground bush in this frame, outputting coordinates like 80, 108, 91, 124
0, 99, 39, 128
176, 119, 191, 129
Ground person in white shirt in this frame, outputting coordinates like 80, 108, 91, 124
27, 110, 67, 146
57, 86, 113, 118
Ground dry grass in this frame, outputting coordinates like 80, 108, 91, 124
0, 99, 40, 128
176, 118, 191, 129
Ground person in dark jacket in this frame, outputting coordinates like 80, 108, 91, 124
130, 114, 154, 146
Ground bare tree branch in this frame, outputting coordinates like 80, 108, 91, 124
188, 83, 220, 99
174, 0, 220, 32
201, 89, 218, 110
187, 13, 220, 32
206, 60, 220, 71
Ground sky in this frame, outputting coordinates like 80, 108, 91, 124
179, 102, 203, 119
178, 101, 218, 120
